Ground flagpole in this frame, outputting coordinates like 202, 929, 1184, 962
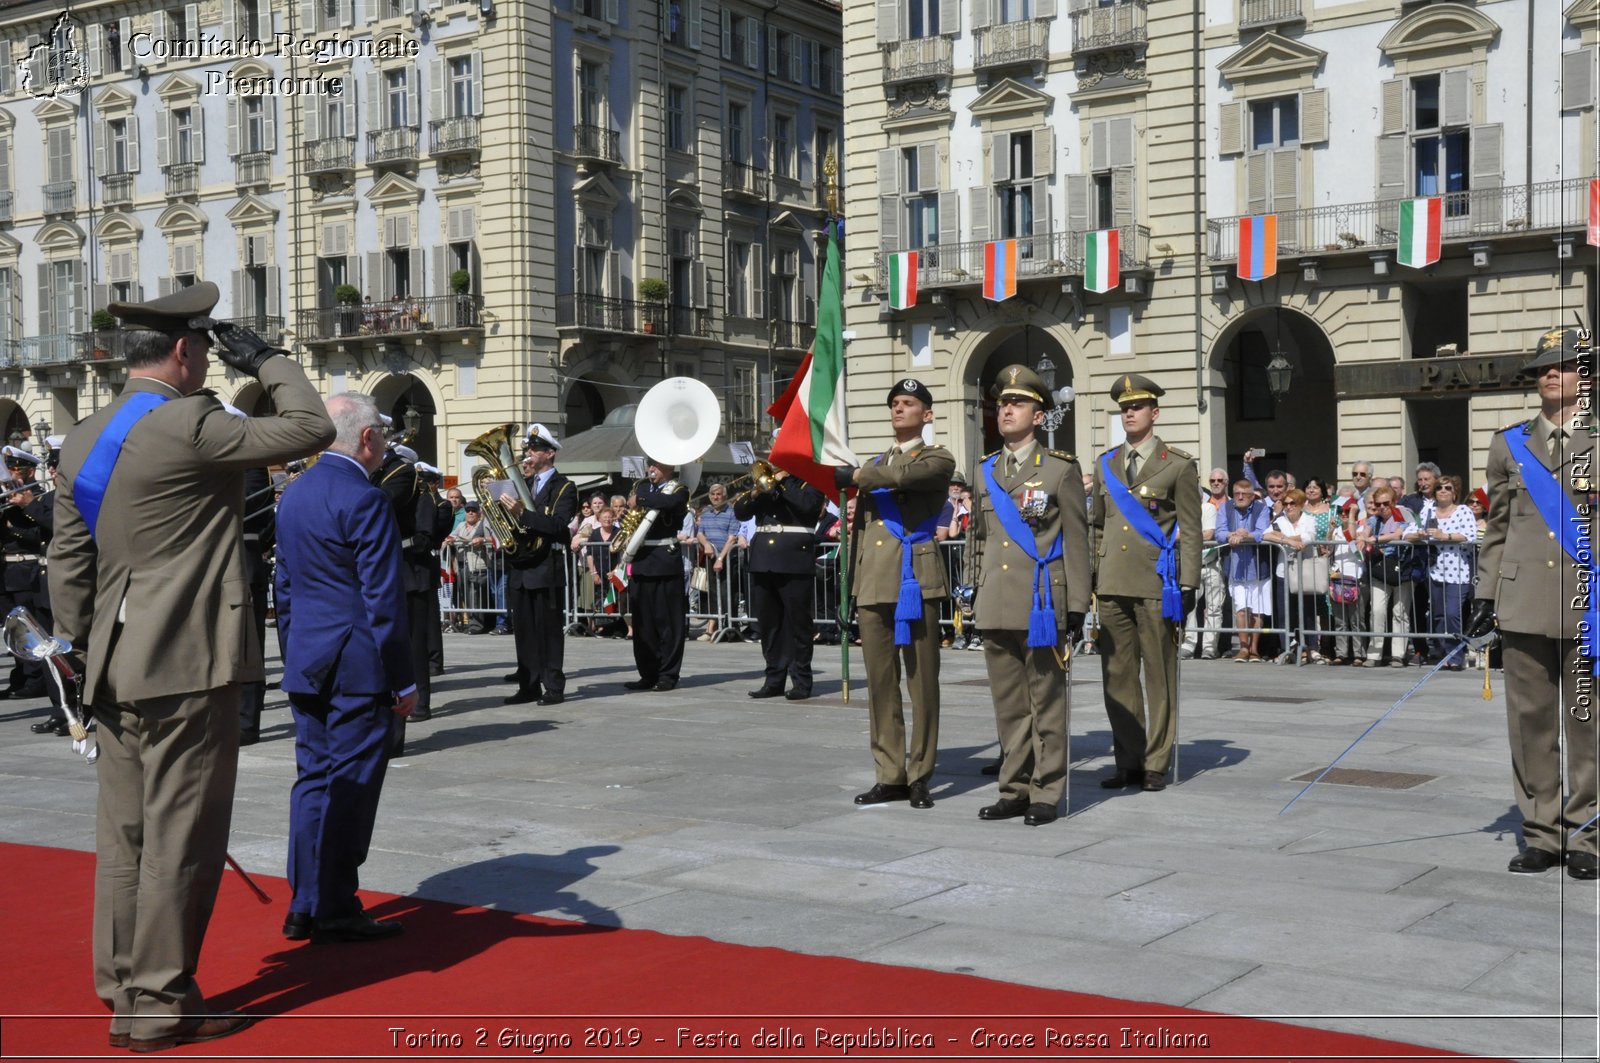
824, 152, 850, 703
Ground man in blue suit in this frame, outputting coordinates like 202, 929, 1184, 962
275, 392, 417, 944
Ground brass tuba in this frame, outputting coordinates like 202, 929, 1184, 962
465, 423, 539, 557
615, 378, 721, 571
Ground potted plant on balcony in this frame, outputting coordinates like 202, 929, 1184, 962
449, 269, 475, 327
334, 284, 362, 336
90, 308, 117, 359
638, 276, 668, 334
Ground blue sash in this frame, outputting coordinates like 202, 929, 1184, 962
75, 391, 172, 541
982, 454, 1064, 647
871, 451, 942, 645
1100, 449, 1184, 622
1502, 425, 1600, 673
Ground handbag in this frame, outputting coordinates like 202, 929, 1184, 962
1372, 543, 1413, 585
690, 565, 711, 594
1329, 575, 1361, 604
1284, 552, 1330, 596
462, 547, 488, 577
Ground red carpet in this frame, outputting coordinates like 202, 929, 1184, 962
0, 843, 1495, 1060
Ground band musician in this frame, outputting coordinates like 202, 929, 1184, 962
735, 456, 826, 700
624, 458, 690, 693
502, 424, 577, 706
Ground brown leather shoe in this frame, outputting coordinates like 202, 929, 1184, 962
1141, 771, 1168, 792
128, 1012, 255, 1053
108, 1032, 129, 1048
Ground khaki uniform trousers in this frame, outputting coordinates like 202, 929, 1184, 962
859, 599, 941, 785
1097, 594, 1179, 776
983, 628, 1069, 805
1502, 631, 1598, 858
94, 685, 240, 1040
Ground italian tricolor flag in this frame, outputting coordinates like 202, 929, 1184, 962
886, 251, 918, 310
1084, 229, 1119, 293
767, 219, 858, 497
1397, 197, 1442, 269
1588, 179, 1600, 247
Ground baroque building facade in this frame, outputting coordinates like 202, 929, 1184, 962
845, 0, 1597, 487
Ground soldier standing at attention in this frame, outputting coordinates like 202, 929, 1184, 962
841, 379, 955, 810
966, 366, 1092, 826
1467, 327, 1598, 880
1089, 374, 1200, 793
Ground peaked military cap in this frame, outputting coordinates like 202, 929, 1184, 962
991, 364, 1053, 409
1109, 372, 1165, 407
107, 281, 220, 334
525, 422, 562, 450
887, 378, 934, 407
1521, 326, 1592, 376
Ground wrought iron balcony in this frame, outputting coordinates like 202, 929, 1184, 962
1205, 178, 1592, 264
19, 334, 83, 367
164, 162, 199, 198
43, 181, 76, 215
1239, 0, 1305, 30
367, 126, 419, 166
555, 294, 669, 335
722, 159, 769, 200
771, 319, 815, 352
0, 339, 19, 368
430, 115, 480, 158
101, 172, 136, 208
873, 224, 1151, 293
235, 151, 272, 188
1070, 0, 1146, 52
304, 137, 356, 175
882, 35, 953, 84
572, 123, 622, 164
974, 19, 1050, 70
297, 294, 483, 342
0, 190, 14, 224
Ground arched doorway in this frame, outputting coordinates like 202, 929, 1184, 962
0, 402, 31, 448
370, 374, 439, 465
230, 381, 274, 418
963, 325, 1076, 470
1209, 307, 1337, 484
563, 377, 607, 436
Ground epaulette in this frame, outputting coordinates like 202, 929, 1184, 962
1497, 419, 1530, 435
1048, 449, 1077, 463
1164, 445, 1193, 461
981, 448, 1002, 463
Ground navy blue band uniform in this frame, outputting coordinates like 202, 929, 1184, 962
629, 479, 690, 690
735, 473, 827, 700
506, 467, 578, 705
371, 449, 435, 752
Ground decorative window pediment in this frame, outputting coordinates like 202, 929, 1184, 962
769, 210, 806, 234
155, 203, 207, 235
364, 171, 424, 206
665, 189, 703, 215
225, 193, 280, 226
572, 170, 621, 208
968, 77, 1052, 119
93, 85, 136, 113
1569, 0, 1600, 31
0, 110, 13, 134
94, 212, 144, 240
155, 73, 201, 102
36, 220, 86, 253
231, 59, 272, 81
1218, 31, 1325, 85
1379, 3, 1500, 59
0, 230, 21, 261
33, 96, 78, 125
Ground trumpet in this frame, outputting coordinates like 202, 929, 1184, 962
0, 479, 55, 519
724, 459, 787, 507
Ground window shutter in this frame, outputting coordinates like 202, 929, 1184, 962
409, 252, 424, 298
791, 41, 803, 83
227, 97, 239, 155
691, 259, 707, 307
231, 269, 246, 319
152, 12, 167, 53
304, 94, 321, 142
408, 67, 420, 126
87, 23, 103, 78
186, 3, 200, 39
1218, 100, 1244, 156
1380, 78, 1406, 136
368, 251, 385, 299
1375, 136, 1406, 201
1064, 173, 1089, 232
1244, 151, 1268, 214
1090, 119, 1108, 171
257, 4, 272, 39
224, 0, 239, 39
367, 70, 381, 129
1031, 176, 1050, 233
384, 215, 397, 248
433, 245, 448, 297
0, 138, 10, 192
24, 34, 45, 90
93, 120, 106, 177
263, 99, 276, 150
118, 17, 134, 69
990, 132, 1009, 183
1033, 127, 1055, 176
470, 51, 483, 116
941, 0, 960, 31
880, 194, 900, 250
749, 244, 765, 318
876, 0, 899, 43
969, 186, 990, 242
1563, 48, 1596, 111
1270, 147, 1297, 215
0, 41, 10, 95
159, 276, 176, 297
1441, 68, 1470, 128
768, 30, 778, 76
127, 116, 140, 171
430, 54, 444, 121
266, 265, 281, 318
1299, 89, 1328, 146
341, 0, 355, 28
800, 259, 815, 322
746, 20, 760, 69
938, 190, 960, 247
878, 148, 899, 195
809, 40, 821, 86
1111, 166, 1134, 230
1035, 0, 1055, 17
193, 107, 206, 162
7, 271, 18, 341
94, 283, 110, 314
36, 264, 49, 334
688, 0, 702, 49
343, 73, 358, 130
917, 143, 938, 192
721, 8, 733, 59
1470, 123, 1503, 228
605, 0, 619, 24
972, 0, 991, 31
72, 261, 86, 331
1109, 117, 1134, 168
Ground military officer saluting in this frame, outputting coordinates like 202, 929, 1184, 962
965, 366, 1092, 826
1467, 327, 1599, 880
842, 378, 955, 810
1089, 373, 1200, 793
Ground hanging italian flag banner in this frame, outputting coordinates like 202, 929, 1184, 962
886, 250, 919, 310
1588, 179, 1600, 247
983, 239, 1018, 302
1084, 229, 1119, 293
1397, 197, 1442, 269
767, 219, 858, 498
1237, 214, 1277, 282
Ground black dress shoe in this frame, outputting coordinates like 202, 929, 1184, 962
410, 706, 432, 722
282, 912, 311, 941
537, 692, 564, 706
747, 687, 784, 699
1568, 852, 1599, 880
980, 760, 1002, 776
854, 783, 909, 805
311, 913, 403, 943
908, 781, 933, 809
1100, 769, 1143, 789
978, 797, 1029, 820
1141, 771, 1168, 792
1023, 803, 1059, 826
502, 672, 522, 683
1508, 848, 1563, 874
30, 716, 67, 735
784, 689, 810, 701
623, 678, 655, 691
503, 689, 539, 705
239, 731, 259, 747
653, 679, 677, 692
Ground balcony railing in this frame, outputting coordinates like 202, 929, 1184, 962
555, 294, 670, 335
43, 181, 76, 215
164, 162, 199, 198
974, 19, 1050, 70
235, 151, 272, 188
1205, 179, 1592, 264
771, 320, 815, 352
19, 334, 82, 367
670, 305, 713, 337
1070, 0, 1147, 52
882, 35, 953, 84
304, 137, 356, 175
1239, 0, 1305, 29
367, 126, 419, 166
572, 123, 622, 164
430, 115, 480, 157
874, 224, 1151, 292
297, 294, 483, 342
723, 159, 769, 199
101, 172, 136, 208
0, 339, 19, 368
0, 189, 14, 223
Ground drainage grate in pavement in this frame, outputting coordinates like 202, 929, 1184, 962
1229, 695, 1322, 704
1290, 767, 1436, 789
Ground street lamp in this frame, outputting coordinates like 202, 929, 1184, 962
1265, 351, 1294, 400
33, 416, 50, 442
1035, 353, 1068, 449
402, 404, 421, 438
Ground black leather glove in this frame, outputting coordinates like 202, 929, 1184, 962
833, 466, 856, 490
1066, 611, 1085, 643
1181, 588, 1197, 620
1465, 599, 1497, 640
211, 321, 285, 378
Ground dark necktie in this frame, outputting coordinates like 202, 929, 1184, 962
1125, 449, 1139, 482
1550, 428, 1566, 465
